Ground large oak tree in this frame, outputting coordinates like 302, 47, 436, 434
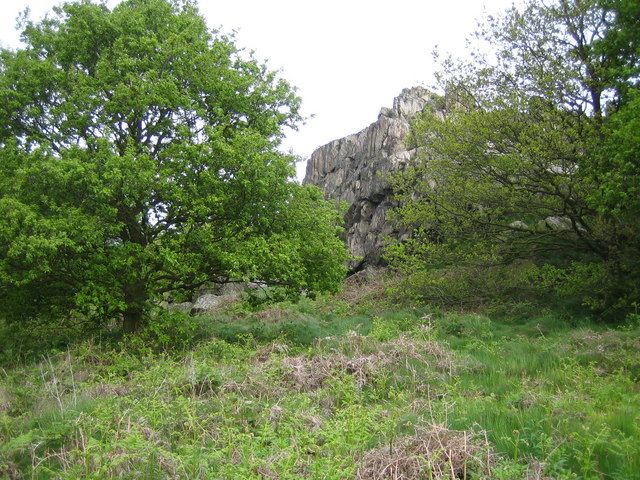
0, 0, 347, 332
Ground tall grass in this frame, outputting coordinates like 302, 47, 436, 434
1, 296, 639, 478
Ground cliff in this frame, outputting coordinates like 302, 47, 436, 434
304, 87, 438, 270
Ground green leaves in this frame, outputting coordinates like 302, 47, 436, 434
390, 0, 640, 319
0, 0, 346, 333
589, 90, 640, 220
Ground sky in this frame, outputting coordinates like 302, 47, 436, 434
0, 0, 517, 180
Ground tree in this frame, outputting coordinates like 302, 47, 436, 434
0, 0, 347, 333
390, 0, 640, 316
586, 0, 640, 219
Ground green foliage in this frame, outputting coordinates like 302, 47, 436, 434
590, 93, 640, 221
1, 291, 639, 479
197, 306, 373, 347
0, 0, 347, 334
389, 0, 640, 319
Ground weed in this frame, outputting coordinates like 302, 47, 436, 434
2, 291, 639, 478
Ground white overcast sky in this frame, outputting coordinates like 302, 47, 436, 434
0, 0, 517, 179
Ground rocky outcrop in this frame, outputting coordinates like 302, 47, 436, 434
304, 87, 439, 270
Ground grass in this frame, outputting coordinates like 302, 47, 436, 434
1, 285, 640, 478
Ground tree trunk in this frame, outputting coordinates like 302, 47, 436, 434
123, 307, 144, 333
123, 281, 147, 333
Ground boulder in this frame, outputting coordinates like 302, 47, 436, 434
163, 282, 250, 315
191, 293, 226, 314
509, 220, 530, 231
538, 216, 575, 232
189, 283, 250, 314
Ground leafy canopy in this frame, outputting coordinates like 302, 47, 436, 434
389, 0, 640, 317
0, 0, 347, 332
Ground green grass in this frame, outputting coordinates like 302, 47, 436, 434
1, 297, 639, 479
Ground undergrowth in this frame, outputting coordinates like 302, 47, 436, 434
1, 276, 639, 478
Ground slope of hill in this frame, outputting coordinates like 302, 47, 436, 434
2, 274, 639, 479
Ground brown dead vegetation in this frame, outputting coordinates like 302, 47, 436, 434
570, 329, 640, 353
0, 386, 12, 413
89, 384, 130, 398
219, 334, 456, 401
0, 461, 21, 480
281, 334, 456, 392
254, 342, 289, 363
338, 268, 390, 307
356, 424, 493, 480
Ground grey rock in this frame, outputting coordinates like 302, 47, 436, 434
538, 216, 574, 232
190, 283, 249, 314
217, 282, 246, 296
191, 293, 226, 314
509, 220, 529, 231
304, 87, 441, 269
161, 282, 250, 315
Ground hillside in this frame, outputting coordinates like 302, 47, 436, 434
1, 1, 639, 478
2, 274, 639, 479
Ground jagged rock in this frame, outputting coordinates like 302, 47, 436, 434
304, 87, 441, 269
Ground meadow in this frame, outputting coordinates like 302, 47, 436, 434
2, 276, 639, 479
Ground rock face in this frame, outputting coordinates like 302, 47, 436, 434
304, 87, 438, 270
